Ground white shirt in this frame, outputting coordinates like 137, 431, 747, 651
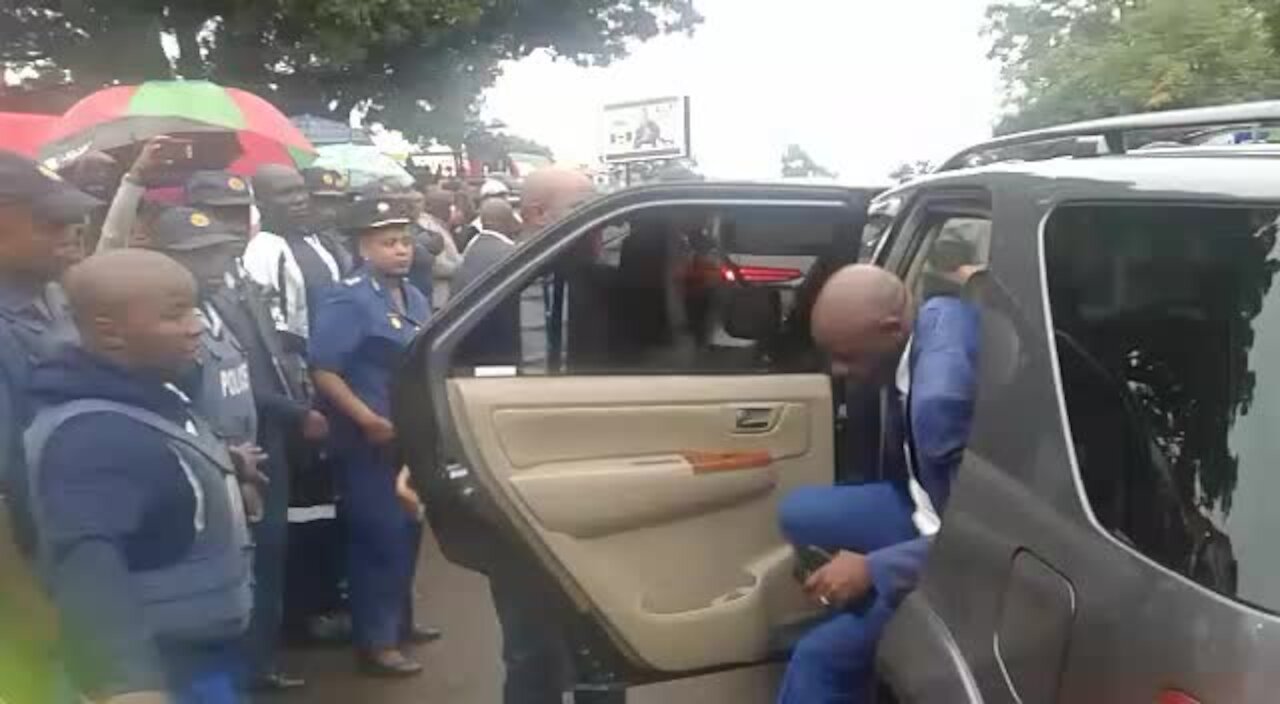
896, 338, 943, 537
241, 231, 339, 341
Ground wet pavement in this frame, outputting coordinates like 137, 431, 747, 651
275, 530, 780, 704
276, 530, 503, 704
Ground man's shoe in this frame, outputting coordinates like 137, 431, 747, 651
402, 625, 443, 646
248, 671, 307, 692
358, 650, 424, 678
308, 613, 353, 642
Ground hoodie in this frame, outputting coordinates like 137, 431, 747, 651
28, 347, 204, 697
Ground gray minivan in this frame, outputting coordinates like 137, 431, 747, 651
397, 102, 1280, 703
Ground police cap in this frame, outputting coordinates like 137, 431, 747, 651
0, 150, 102, 224
186, 170, 253, 207
345, 197, 414, 233
148, 207, 244, 252
302, 167, 350, 197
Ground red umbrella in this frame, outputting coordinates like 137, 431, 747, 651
40, 80, 315, 169
0, 112, 57, 157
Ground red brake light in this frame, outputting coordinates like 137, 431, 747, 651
1158, 691, 1200, 704
721, 264, 803, 284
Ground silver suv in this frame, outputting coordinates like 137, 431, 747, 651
397, 102, 1280, 704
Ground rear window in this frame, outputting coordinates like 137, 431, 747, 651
720, 208, 844, 255
1046, 203, 1280, 611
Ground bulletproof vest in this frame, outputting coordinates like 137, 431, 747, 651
24, 400, 253, 644
194, 306, 258, 446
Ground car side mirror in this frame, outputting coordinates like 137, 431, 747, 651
723, 287, 782, 341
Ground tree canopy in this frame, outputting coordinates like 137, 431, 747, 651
781, 144, 836, 179
0, 0, 700, 146
986, 0, 1280, 133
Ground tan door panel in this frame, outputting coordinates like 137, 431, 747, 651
447, 375, 834, 672
492, 402, 809, 469
509, 455, 779, 538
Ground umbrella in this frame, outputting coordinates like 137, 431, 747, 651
312, 143, 414, 189
0, 113, 57, 157
291, 114, 374, 146
39, 80, 315, 169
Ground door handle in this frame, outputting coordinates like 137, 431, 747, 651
734, 406, 777, 433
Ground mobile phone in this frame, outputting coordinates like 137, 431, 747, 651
793, 545, 834, 584
156, 138, 194, 163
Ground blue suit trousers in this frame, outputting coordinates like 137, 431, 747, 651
775, 483, 917, 704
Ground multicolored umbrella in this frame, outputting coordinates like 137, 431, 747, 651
312, 143, 414, 189
39, 80, 315, 169
0, 112, 56, 157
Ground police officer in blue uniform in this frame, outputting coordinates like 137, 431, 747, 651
0, 149, 101, 704
309, 195, 432, 677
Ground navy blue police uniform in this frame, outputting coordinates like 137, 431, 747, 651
0, 150, 100, 704
309, 197, 430, 652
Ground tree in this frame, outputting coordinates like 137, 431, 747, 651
985, 0, 1280, 133
781, 144, 836, 179
0, 1, 701, 146
888, 160, 935, 183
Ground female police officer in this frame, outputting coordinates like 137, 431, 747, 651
308, 194, 429, 677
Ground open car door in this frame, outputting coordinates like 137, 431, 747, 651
395, 182, 878, 699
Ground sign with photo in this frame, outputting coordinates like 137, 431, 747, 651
601, 96, 691, 163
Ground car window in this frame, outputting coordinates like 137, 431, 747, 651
1045, 203, 1280, 608
452, 203, 858, 376
906, 214, 992, 304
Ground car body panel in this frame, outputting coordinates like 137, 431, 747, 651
875, 155, 1280, 704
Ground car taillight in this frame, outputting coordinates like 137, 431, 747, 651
1157, 691, 1201, 704
721, 264, 803, 284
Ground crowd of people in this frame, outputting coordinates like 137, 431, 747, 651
0, 139, 534, 704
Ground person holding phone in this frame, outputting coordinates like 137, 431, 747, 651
97, 136, 191, 253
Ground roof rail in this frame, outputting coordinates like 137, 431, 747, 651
938, 100, 1280, 172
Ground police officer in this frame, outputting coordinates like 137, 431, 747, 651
0, 150, 100, 704
302, 167, 352, 262
186, 170, 254, 239
27, 249, 252, 704
309, 195, 432, 677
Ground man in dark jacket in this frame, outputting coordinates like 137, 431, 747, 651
28, 249, 253, 704
147, 207, 323, 692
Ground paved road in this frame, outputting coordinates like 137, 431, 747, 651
276, 530, 780, 704
277, 530, 503, 704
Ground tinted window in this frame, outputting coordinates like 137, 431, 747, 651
1046, 204, 1280, 608
453, 204, 860, 376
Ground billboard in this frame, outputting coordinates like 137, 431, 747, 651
601, 96, 691, 163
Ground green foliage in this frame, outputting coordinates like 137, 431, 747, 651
986, 0, 1280, 133
781, 144, 836, 179
0, 0, 701, 145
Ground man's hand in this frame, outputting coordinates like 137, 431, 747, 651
301, 409, 329, 442
240, 482, 265, 523
395, 466, 424, 522
804, 550, 873, 608
359, 415, 396, 446
127, 136, 186, 187
228, 443, 269, 486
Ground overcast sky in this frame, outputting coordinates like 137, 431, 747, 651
482, 0, 1003, 182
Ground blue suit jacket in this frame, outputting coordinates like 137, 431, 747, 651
866, 295, 981, 605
